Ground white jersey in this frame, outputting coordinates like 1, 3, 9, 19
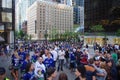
51, 50, 58, 61
34, 61, 46, 78
58, 50, 65, 60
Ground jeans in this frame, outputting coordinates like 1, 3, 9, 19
57, 59, 64, 71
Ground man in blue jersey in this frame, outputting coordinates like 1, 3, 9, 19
18, 48, 26, 72
21, 54, 30, 79
44, 53, 54, 69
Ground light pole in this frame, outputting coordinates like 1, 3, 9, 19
12, 0, 15, 49
44, 30, 48, 44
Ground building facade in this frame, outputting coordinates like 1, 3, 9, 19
73, 0, 84, 30
58, 0, 72, 6
74, 6, 84, 26
0, 0, 15, 43
74, 0, 84, 6
27, 1, 73, 40
16, 0, 29, 32
85, 0, 120, 32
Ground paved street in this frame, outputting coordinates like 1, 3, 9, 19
0, 47, 95, 80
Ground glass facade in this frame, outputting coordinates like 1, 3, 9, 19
0, 0, 15, 43
85, 0, 120, 32
2, 12, 12, 22
75, 0, 84, 6
2, 0, 12, 8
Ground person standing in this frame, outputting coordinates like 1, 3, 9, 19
11, 49, 20, 80
50, 48, 58, 68
106, 59, 118, 80
21, 54, 30, 79
44, 53, 54, 69
65, 48, 69, 68
42, 49, 49, 61
75, 48, 83, 66
69, 50, 76, 72
57, 48, 65, 71
23, 63, 35, 80
18, 48, 26, 72
34, 57, 46, 80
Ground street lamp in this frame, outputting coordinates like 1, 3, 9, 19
12, 0, 15, 49
44, 30, 48, 44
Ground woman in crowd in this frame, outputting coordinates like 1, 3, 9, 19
105, 59, 118, 80
74, 65, 86, 80
23, 62, 35, 80
58, 72, 68, 80
11, 49, 20, 80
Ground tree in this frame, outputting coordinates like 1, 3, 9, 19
18, 30, 25, 39
91, 25, 104, 43
91, 25, 104, 32
15, 30, 19, 39
29, 35, 32, 40
116, 29, 120, 36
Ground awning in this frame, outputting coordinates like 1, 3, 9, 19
0, 36, 5, 42
0, 30, 4, 32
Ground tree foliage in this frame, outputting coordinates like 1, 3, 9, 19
116, 29, 120, 36
15, 30, 34, 41
91, 25, 104, 32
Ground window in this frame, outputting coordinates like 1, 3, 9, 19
2, 12, 12, 22
2, 0, 12, 8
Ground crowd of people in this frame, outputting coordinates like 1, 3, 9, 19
0, 41, 120, 80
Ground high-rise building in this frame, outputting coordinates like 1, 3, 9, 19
16, 0, 29, 33
85, 0, 120, 32
55, 0, 72, 6
73, 0, 84, 29
0, 0, 15, 43
74, 6, 84, 25
73, 0, 84, 6
27, 0, 73, 40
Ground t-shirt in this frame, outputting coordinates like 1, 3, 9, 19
23, 72, 35, 80
51, 50, 58, 61
58, 50, 65, 60
44, 58, 54, 68
21, 60, 30, 72
11, 54, 20, 68
34, 61, 45, 78
18, 52, 26, 64
85, 65, 96, 80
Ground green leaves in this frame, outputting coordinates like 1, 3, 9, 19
116, 29, 120, 36
15, 30, 30, 41
91, 25, 104, 32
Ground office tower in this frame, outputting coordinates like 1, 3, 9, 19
27, 0, 73, 40
85, 0, 120, 32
